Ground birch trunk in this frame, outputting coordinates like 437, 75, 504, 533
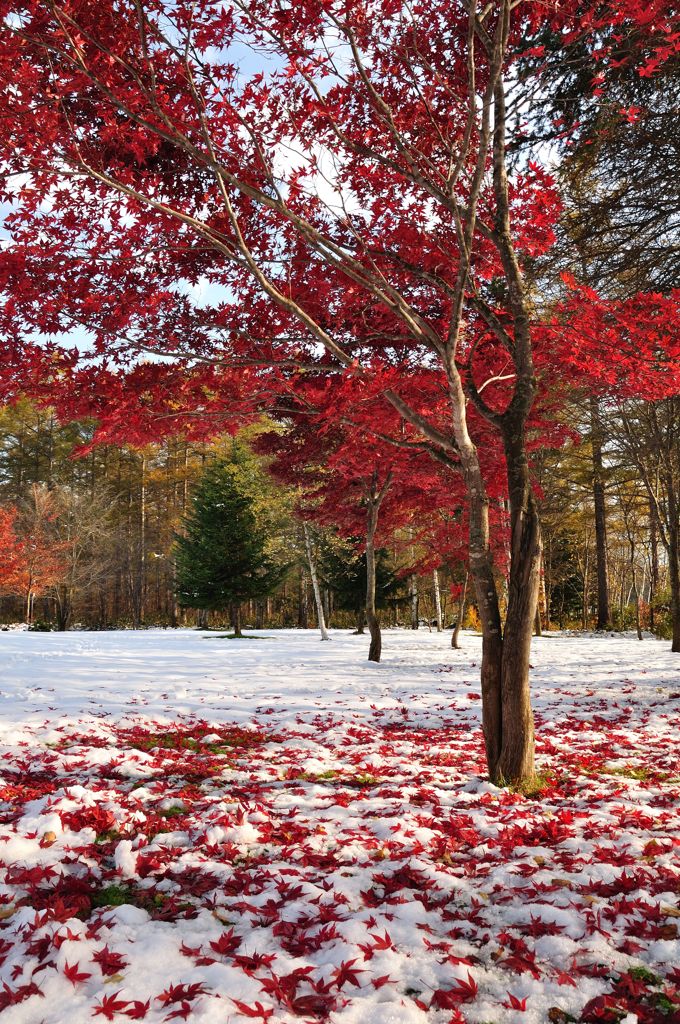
303, 522, 330, 641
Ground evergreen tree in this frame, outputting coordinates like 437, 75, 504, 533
174, 458, 282, 635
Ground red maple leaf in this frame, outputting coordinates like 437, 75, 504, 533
332, 958, 366, 989
503, 992, 528, 1010
431, 972, 478, 1008
63, 961, 92, 986
91, 946, 129, 976
230, 999, 274, 1020
93, 992, 130, 1020
122, 1001, 150, 1020
157, 983, 207, 1005
209, 930, 241, 956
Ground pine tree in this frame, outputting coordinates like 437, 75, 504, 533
174, 459, 281, 635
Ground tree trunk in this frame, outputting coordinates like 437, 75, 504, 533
463, 474, 503, 779
433, 570, 443, 632
535, 557, 546, 635
297, 564, 309, 629
231, 603, 242, 637
55, 588, 71, 631
355, 608, 365, 634
590, 396, 611, 629
452, 571, 468, 649
364, 470, 391, 662
303, 522, 330, 641
495, 434, 541, 786
581, 541, 590, 630
668, 523, 680, 653
365, 515, 381, 663
409, 576, 418, 629
649, 502, 658, 632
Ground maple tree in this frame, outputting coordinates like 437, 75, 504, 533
258, 379, 477, 661
0, 488, 71, 622
18, 487, 72, 623
0, 0, 677, 782
0, 506, 26, 596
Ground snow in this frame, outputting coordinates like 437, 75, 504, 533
0, 627, 678, 1023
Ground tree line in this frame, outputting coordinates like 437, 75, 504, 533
0, 398, 675, 645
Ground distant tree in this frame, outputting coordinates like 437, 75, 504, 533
1, 486, 72, 624
49, 485, 116, 631
320, 538, 399, 636
0, 506, 26, 597
174, 459, 282, 636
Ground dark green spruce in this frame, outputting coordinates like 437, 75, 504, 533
174, 459, 283, 636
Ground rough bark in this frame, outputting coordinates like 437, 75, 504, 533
496, 433, 540, 785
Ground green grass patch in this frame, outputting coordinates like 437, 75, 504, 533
91, 884, 134, 909
628, 967, 662, 986
507, 770, 554, 799
94, 829, 121, 845
159, 805, 186, 819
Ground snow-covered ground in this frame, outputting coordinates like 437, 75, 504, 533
0, 627, 678, 1024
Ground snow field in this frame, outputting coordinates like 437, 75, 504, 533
0, 628, 678, 1023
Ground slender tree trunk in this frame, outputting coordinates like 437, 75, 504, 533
303, 522, 330, 641
409, 576, 418, 629
668, 525, 680, 653
590, 396, 611, 629
364, 469, 391, 662
355, 608, 365, 634
365, 509, 381, 663
55, 588, 71, 631
629, 539, 643, 641
649, 502, 658, 632
231, 603, 242, 637
535, 556, 546, 635
297, 563, 309, 629
452, 571, 468, 649
136, 453, 147, 628
581, 542, 590, 630
433, 570, 443, 632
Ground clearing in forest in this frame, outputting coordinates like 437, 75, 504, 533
0, 629, 678, 1023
